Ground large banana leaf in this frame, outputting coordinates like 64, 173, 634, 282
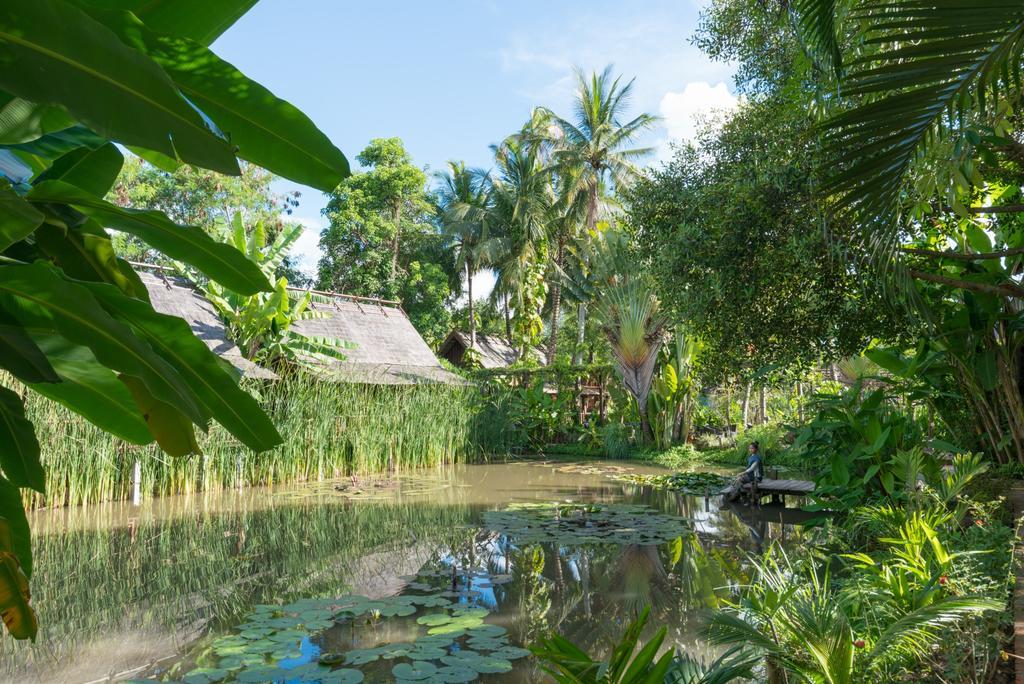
0, 550, 34, 641
28, 181, 271, 295
0, 310, 58, 385
0, 94, 73, 145
34, 220, 151, 301
72, 0, 258, 46
0, 262, 207, 426
92, 10, 350, 192
0, 0, 239, 174
26, 334, 153, 444
0, 477, 30, 578
85, 280, 282, 451
0, 186, 43, 252
0, 387, 43, 492
119, 374, 199, 456
33, 142, 123, 197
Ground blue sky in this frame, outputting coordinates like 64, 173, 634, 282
212, 0, 736, 282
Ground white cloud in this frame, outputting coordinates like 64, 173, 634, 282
284, 215, 324, 279
655, 80, 738, 161
493, 7, 736, 167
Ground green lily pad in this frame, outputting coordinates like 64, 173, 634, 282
417, 612, 453, 627
466, 624, 506, 638
492, 646, 531, 660
319, 670, 364, 684
236, 667, 287, 682
183, 668, 228, 684
432, 666, 478, 683
428, 617, 483, 635
393, 661, 439, 680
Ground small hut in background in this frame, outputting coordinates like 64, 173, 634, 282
293, 291, 464, 385
436, 331, 523, 370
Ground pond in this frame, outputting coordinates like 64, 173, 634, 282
2, 460, 814, 683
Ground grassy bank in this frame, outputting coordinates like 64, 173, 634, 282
26, 373, 497, 508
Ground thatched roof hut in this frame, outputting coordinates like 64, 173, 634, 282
436, 330, 524, 369
139, 271, 278, 380
292, 291, 464, 385
138, 268, 462, 385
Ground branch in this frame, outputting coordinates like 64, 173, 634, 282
909, 270, 1024, 298
901, 246, 1024, 261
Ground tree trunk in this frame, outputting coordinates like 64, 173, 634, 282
546, 236, 566, 365
797, 382, 804, 423
503, 291, 512, 340
467, 262, 475, 349
389, 200, 401, 282
759, 386, 767, 424
573, 302, 587, 365
725, 382, 732, 426
742, 382, 752, 427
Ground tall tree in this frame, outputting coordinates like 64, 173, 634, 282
434, 161, 497, 348
541, 66, 658, 364
488, 129, 554, 360
317, 139, 457, 346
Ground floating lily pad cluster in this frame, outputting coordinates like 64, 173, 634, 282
482, 502, 688, 545
152, 567, 527, 684
552, 463, 635, 476
616, 472, 730, 495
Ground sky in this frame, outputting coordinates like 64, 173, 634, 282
212, 0, 737, 290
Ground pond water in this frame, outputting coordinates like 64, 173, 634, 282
2, 459, 814, 683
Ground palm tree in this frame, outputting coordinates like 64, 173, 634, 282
540, 65, 659, 364
792, 0, 1024, 288
487, 128, 555, 359
434, 161, 496, 349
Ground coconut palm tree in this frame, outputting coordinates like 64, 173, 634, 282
540, 66, 659, 364
434, 161, 497, 349
487, 128, 555, 359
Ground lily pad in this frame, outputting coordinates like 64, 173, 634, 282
432, 666, 478, 683
318, 652, 346, 666
393, 661, 439, 681
344, 647, 384, 665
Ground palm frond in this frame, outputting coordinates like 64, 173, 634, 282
867, 595, 1003, 665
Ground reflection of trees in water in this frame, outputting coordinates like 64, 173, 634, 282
3, 500, 474, 677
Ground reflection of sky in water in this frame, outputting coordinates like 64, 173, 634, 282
280, 636, 320, 680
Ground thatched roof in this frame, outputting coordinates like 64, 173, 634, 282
139, 271, 278, 380
437, 330, 544, 369
292, 293, 465, 385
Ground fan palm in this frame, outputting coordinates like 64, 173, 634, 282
540, 66, 658, 364
434, 160, 499, 348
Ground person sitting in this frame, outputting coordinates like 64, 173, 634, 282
724, 441, 764, 502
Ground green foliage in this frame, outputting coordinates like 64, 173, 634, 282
200, 215, 351, 368
629, 96, 892, 380
532, 606, 675, 684
22, 372, 484, 508
0, 0, 349, 640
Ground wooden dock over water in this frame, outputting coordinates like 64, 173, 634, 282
722, 478, 815, 505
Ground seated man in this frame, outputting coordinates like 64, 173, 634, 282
724, 441, 764, 502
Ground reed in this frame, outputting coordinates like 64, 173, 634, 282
23, 372, 496, 508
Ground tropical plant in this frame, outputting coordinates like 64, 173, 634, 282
200, 215, 352, 369
648, 332, 702, 449
0, 0, 347, 639
541, 66, 658, 363
704, 548, 1003, 683
488, 127, 554, 359
531, 606, 675, 684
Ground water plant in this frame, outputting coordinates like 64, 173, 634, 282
482, 502, 689, 546
616, 472, 730, 496
24, 372, 487, 508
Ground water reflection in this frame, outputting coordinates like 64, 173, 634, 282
2, 460, 809, 683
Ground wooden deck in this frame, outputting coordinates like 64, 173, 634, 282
721, 478, 815, 504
